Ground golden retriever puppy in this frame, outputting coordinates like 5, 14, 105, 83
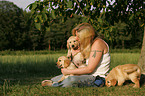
67, 36, 80, 58
67, 36, 86, 68
56, 56, 77, 82
41, 56, 86, 86
105, 64, 141, 88
56, 56, 86, 82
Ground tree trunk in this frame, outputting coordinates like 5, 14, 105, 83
48, 40, 51, 50
138, 26, 145, 74
122, 40, 124, 49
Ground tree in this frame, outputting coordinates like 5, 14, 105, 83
44, 15, 83, 50
105, 0, 144, 49
103, 0, 145, 73
28, 0, 145, 73
27, 0, 107, 30
137, 1, 145, 74
0, 1, 31, 50
138, 26, 145, 74
27, 0, 108, 50
111, 21, 131, 49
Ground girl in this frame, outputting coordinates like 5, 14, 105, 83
42, 23, 110, 87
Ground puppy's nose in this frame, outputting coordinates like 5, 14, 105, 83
72, 45, 74, 48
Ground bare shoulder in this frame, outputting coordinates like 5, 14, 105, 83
91, 38, 108, 54
91, 38, 105, 48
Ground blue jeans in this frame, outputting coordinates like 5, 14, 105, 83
51, 74, 102, 87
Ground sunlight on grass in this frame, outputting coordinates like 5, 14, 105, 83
110, 53, 140, 69
0, 52, 144, 95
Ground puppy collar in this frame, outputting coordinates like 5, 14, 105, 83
71, 61, 79, 68
70, 53, 79, 68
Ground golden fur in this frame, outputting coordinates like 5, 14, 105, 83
56, 56, 86, 82
56, 56, 76, 82
72, 52, 86, 68
67, 36, 80, 58
67, 36, 86, 68
105, 64, 141, 88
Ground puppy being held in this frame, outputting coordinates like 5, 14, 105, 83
56, 56, 86, 82
67, 36, 80, 58
67, 36, 86, 68
56, 56, 77, 82
105, 64, 141, 88
41, 55, 86, 86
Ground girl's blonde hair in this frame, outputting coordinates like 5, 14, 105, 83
72, 23, 97, 59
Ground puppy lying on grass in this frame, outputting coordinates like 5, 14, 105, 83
105, 64, 141, 88
56, 56, 86, 82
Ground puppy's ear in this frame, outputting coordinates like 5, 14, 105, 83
72, 29, 76, 36
67, 49, 71, 57
67, 41, 70, 49
67, 42, 69, 49
64, 60, 70, 68
111, 79, 117, 86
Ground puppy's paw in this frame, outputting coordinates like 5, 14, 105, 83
133, 84, 140, 88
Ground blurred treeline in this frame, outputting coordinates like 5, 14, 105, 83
0, 1, 144, 51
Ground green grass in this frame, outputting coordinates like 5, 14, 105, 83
0, 51, 145, 96
110, 53, 140, 69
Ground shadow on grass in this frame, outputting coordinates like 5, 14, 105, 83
0, 60, 62, 86
0, 72, 61, 86
140, 74, 145, 87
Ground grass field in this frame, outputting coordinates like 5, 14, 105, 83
0, 50, 145, 96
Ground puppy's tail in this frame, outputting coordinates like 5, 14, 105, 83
124, 66, 141, 74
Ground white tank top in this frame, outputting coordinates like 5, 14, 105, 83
86, 40, 110, 78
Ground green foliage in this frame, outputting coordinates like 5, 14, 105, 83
106, 0, 144, 49
44, 15, 83, 50
109, 21, 131, 48
27, 0, 144, 49
0, 1, 32, 50
0, 0, 144, 50
27, 0, 107, 30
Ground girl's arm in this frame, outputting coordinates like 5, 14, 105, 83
61, 40, 104, 75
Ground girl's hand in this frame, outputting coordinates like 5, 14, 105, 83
61, 68, 69, 75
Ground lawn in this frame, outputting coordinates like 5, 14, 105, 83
0, 50, 145, 96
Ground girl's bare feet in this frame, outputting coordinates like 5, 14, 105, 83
41, 80, 53, 86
